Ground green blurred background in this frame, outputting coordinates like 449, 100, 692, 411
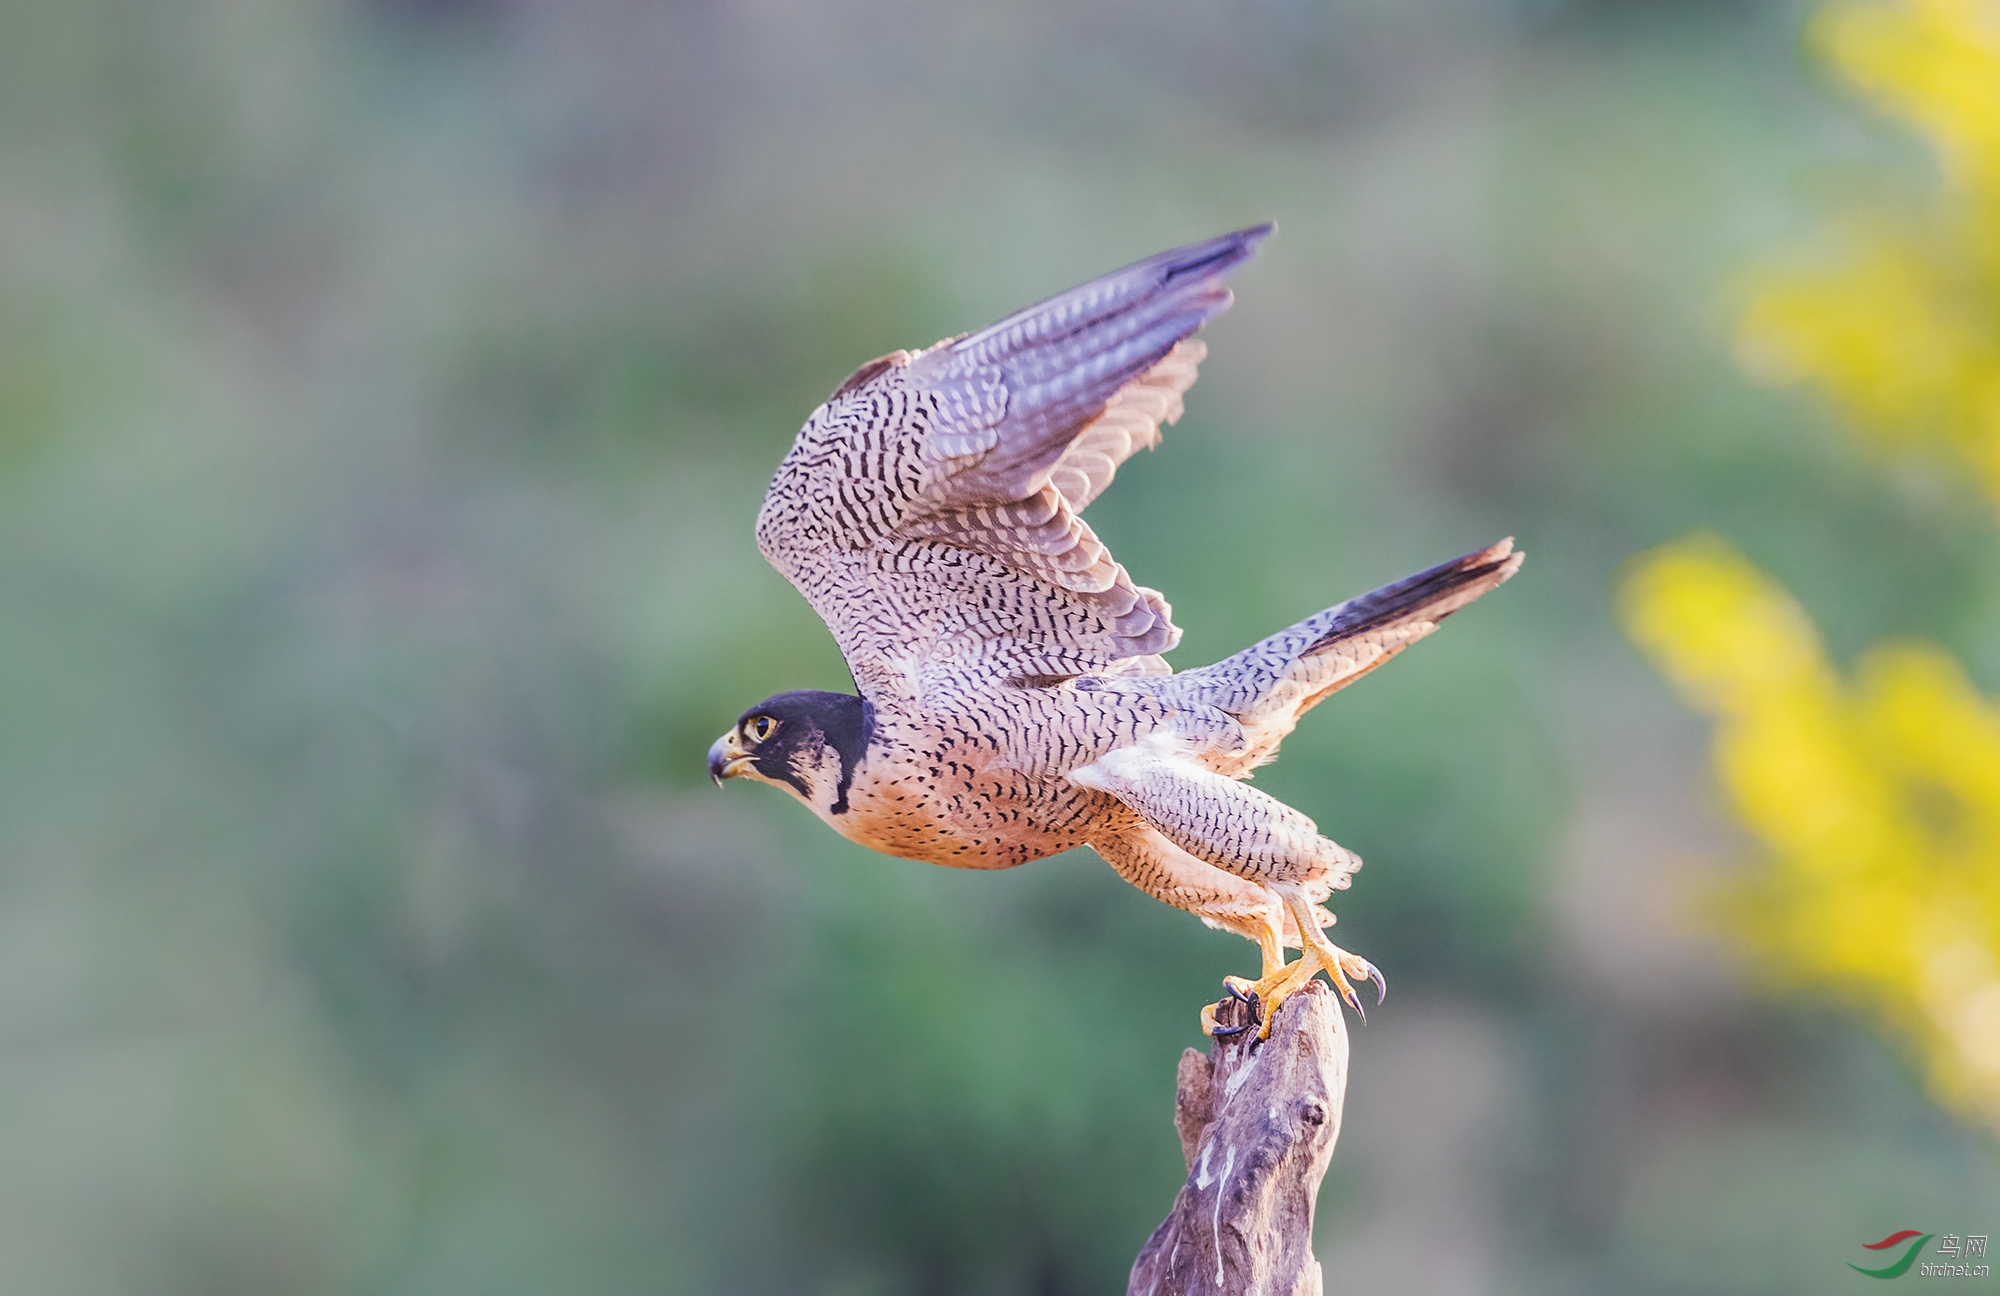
3, 0, 1997, 1292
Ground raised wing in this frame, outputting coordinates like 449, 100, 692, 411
756, 226, 1271, 687
908, 226, 1270, 507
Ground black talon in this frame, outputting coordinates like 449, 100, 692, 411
1366, 964, 1387, 1006
1211, 984, 1265, 1039
1337, 979, 1367, 1023
1220, 983, 1263, 1027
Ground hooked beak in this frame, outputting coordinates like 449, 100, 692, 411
708, 731, 752, 786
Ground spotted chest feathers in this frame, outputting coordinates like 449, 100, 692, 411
830, 679, 1195, 869
835, 730, 1092, 870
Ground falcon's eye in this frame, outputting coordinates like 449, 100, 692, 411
747, 716, 776, 743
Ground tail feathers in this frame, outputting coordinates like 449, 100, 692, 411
1301, 538, 1521, 656
1176, 538, 1522, 730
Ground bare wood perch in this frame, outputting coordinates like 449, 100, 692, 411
1129, 981, 1349, 1296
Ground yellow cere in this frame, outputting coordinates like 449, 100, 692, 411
1626, 0, 2000, 1136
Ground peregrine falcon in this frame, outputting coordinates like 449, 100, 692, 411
708, 225, 1521, 1037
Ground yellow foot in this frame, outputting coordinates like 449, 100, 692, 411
1319, 945, 1387, 1025
1201, 980, 1268, 1039
1195, 965, 1295, 1041
1205, 946, 1386, 1041
1198, 999, 1232, 1037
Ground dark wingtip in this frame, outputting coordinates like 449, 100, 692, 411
1220, 221, 1276, 246
1160, 222, 1276, 285
948, 223, 1279, 366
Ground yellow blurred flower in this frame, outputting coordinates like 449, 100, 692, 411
1821, 0, 2000, 200
1622, 537, 2000, 1132
1624, 0, 2000, 1136
1735, 0, 2000, 498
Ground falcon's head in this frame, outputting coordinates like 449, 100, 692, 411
708, 690, 873, 816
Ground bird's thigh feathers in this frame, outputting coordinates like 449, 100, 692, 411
1090, 825, 1325, 947
1071, 736, 1360, 890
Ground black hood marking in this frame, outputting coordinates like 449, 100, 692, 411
735, 690, 874, 815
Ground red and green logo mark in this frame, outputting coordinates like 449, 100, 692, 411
1850, 1229, 1991, 1278
1850, 1230, 1932, 1279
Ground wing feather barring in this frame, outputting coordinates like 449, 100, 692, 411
707, 225, 1522, 1039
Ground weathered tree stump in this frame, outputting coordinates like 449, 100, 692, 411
1129, 980, 1349, 1296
